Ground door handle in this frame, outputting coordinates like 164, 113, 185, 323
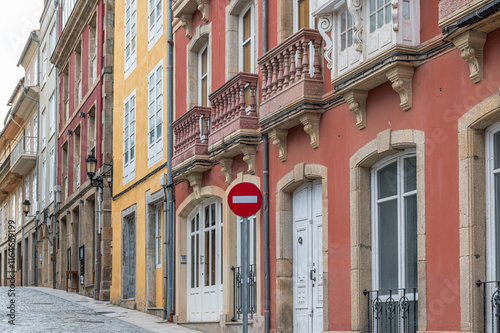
310, 268, 316, 282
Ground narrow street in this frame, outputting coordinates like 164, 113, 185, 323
0, 287, 198, 333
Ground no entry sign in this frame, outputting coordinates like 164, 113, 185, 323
228, 182, 263, 217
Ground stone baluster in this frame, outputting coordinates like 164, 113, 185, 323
313, 39, 322, 79
271, 58, 278, 94
289, 45, 297, 83
239, 83, 246, 115
261, 65, 268, 102
296, 42, 303, 79
266, 62, 273, 100
277, 54, 284, 92
204, 113, 210, 137
249, 84, 257, 117
223, 92, 229, 126
282, 49, 290, 88
194, 114, 201, 143
302, 39, 310, 78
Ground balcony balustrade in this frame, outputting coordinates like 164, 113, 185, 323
208, 72, 260, 183
257, 28, 325, 162
11, 136, 37, 175
172, 106, 213, 191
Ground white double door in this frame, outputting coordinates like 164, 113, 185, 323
187, 198, 223, 322
293, 180, 323, 333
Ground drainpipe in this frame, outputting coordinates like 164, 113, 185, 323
262, 0, 270, 332
165, 0, 175, 321
162, 185, 167, 320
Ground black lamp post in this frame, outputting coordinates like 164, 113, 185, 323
23, 199, 31, 217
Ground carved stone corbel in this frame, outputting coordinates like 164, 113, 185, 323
391, 0, 399, 31
453, 31, 487, 84
240, 145, 257, 175
219, 157, 233, 184
179, 14, 193, 39
300, 113, 321, 149
317, 13, 334, 70
186, 173, 203, 198
269, 128, 288, 162
196, 0, 210, 22
344, 90, 368, 130
386, 66, 414, 111
347, 0, 363, 52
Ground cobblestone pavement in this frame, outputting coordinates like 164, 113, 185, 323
0, 287, 199, 333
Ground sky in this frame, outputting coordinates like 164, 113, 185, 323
0, 1, 43, 131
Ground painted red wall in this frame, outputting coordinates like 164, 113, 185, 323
173, 0, 500, 330
57, 1, 106, 197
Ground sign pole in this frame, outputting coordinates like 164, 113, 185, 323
242, 216, 248, 333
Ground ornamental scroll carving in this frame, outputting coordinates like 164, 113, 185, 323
392, 0, 399, 31
347, 0, 363, 53
317, 14, 334, 70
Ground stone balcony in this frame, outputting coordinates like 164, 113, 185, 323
172, 106, 213, 194
208, 72, 260, 183
257, 28, 324, 162
11, 136, 36, 175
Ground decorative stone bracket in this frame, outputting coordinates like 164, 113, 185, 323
267, 113, 322, 162
173, 0, 210, 39
344, 90, 368, 130
386, 65, 414, 111
453, 30, 487, 84
219, 157, 232, 184
241, 145, 256, 175
186, 173, 203, 198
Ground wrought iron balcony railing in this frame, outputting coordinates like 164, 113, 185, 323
232, 264, 257, 322
363, 287, 418, 333
477, 280, 500, 333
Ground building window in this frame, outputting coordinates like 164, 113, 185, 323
340, 10, 354, 51
75, 47, 82, 107
123, 90, 136, 184
42, 47, 47, 84
49, 148, 55, 201
148, 0, 163, 49
41, 160, 46, 207
147, 60, 163, 168
89, 14, 98, 86
49, 92, 56, 136
25, 178, 30, 211
371, 150, 418, 328
239, 5, 254, 73
125, 0, 137, 78
155, 203, 162, 268
41, 109, 46, 148
49, 24, 57, 58
3, 204, 6, 239
62, 0, 77, 30
12, 193, 16, 226
198, 46, 209, 107
33, 57, 38, 85
369, 0, 392, 33
486, 123, 500, 283
18, 188, 22, 226
32, 171, 37, 215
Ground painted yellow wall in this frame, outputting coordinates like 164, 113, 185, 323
111, 0, 168, 310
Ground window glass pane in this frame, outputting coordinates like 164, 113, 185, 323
221, 226, 223, 284
377, 0, 383, 7
202, 49, 208, 76
205, 231, 210, 286
205, 206, 209, 228
202, 78, 208, 107
211, 229, 216, 285
377, 9, 383, 28
341, 11, 346, 32
378, 161, 397, 199
191, 235, 195, 288
495, 174, 500, 280
341, 33, 346, 51
149, 0, 155, 26
385, 5, 391, 24
243, 44, 252, 73
405, 194, 417, 289
191, 217, 195, 233
195, 233, 199, 287
403, 0, 410, 19
211, 203, 216, 226
378, 199, 398, 293
494, 131, 500, 169
243, 10, 251, 41
370, 14, 376, 33
298, 0, 309, 29
347, 30, 353, 47
404, 156, 417, 192
370, 0, 376, 12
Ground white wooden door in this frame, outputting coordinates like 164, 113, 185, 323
187, 199, 223, 322
293, 180, 323, 333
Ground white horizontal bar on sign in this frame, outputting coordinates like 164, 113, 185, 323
233, 196, 258, 204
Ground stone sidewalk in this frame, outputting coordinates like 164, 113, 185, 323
32, 287, 199, 332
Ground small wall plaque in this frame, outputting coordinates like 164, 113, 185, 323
180, 255, 187, 264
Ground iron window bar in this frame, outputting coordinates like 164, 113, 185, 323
476, 280, 500, 333
232, 264, 257, 321
363, 287, 418, 333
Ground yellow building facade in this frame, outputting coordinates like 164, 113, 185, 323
110, 0, 168, 314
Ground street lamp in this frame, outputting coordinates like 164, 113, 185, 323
23, 199, 31, 217
86, 155, 98, 180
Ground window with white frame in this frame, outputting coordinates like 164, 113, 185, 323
25, 178, 30, 209
18, 188, 22, 226
314, 0, 419, 80
76, 163, 81, 188
371, 150, 417, 294
148, 0, 163, 49
62, 0, 77, 30
124, 0, 137, 78
41, 109, 46, 147
42, 47, 47, 84
32, 171, 37, 215
49, 92, 56, 136
155, 203, 162, 268
239, 4, 254, 73
198, 45, 209, 107
49, 148, 55, 202
486, 123, 500, 283
123, 90, 136, 184
41, 159, 46, 207
147, 60, 163, 167
12, 193, 16, 224
3, 204, 6, 239
0, 208, 2, 239
33, 115, 38, 149
49, 24, 57, 57
33, 57, 38, 85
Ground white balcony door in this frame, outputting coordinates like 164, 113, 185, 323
187, 198, 223, 322
293, 179, 323, 333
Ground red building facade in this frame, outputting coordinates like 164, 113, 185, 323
171, 0, 500, 331
50, 0, 114, 300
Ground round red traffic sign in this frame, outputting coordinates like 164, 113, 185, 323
228, 182, 263, 217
